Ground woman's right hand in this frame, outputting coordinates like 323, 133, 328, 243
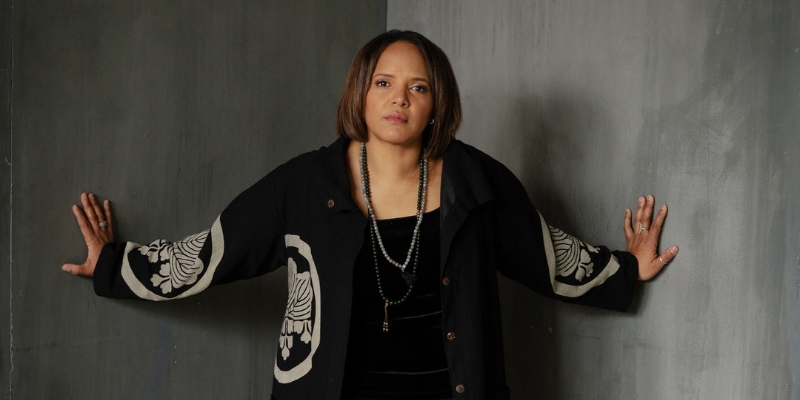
62, 192, 114, 277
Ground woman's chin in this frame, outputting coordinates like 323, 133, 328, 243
367, 131, 424, 148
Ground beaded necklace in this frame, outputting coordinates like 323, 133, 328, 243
359, 142, 428, 332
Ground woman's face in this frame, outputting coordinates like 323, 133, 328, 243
364, 41, 434, 149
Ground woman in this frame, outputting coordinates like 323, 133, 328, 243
63, 30, 678, 400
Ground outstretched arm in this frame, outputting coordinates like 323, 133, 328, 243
63, 192, 113, 276
62, 170, 288, 300
492, 157, 678, 311
624, 194, 679, 281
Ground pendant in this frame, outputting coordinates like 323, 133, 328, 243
400, 270, 418, 288
382, 299, 390, 332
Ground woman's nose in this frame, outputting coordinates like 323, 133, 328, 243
391, 88, 409, 106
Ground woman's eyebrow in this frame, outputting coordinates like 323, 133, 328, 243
372, 73, 430, 83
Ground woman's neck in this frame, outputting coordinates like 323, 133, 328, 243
362, 139, 423, 182
347, 138, 442, 220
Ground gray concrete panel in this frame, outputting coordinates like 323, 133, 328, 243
9, 1, 384, 398
2, 1, 11, 399
390, 1, 799, 399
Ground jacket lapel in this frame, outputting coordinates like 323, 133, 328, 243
439, 141, 495, 274
313, 137, 361, 217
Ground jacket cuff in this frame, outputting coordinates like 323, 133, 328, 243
612, 250, 640, 311
93, 242, 137, 299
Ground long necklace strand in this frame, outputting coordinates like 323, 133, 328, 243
360, 143, 428, 272
359, 142, 428, 332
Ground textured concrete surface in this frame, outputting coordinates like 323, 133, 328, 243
5, 1, 384, 398
6, 1, 799, 399
389, 1, 800, 399
1, 0, 12, 398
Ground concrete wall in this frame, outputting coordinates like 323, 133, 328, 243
6, 1, 384, 398
6, 1, 799, 399
1, 0, 12, 398
389, 1, 799, 399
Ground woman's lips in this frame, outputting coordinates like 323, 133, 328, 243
385, 112, 408, 123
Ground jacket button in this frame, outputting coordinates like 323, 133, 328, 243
455, 384, 465, 393
327, 199, 334, 208
442, 276, 450, 286
447, 331, 456, 341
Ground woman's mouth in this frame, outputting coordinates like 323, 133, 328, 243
385, 112, 408, 123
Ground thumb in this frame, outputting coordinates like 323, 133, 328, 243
62, 263, 93, 277
659, 245, 679, 264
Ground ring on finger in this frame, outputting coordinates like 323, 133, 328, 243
638, 223, 649, 234
659, 256, 667, 265
99, 221, 108, 228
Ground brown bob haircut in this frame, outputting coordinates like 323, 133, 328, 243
336, 30, 462, 159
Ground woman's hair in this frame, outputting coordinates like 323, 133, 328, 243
336, 30, 462, 158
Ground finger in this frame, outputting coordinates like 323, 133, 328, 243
649, 204, 668, 237
623, 208, 634, 239
634, 196, 645, 227
81, 193, 100, 229
641, 194, 655, 227
72, 204, 96, 242
103, 199, 114, 235
658, 246, 679, 264
90, 193, 105, 226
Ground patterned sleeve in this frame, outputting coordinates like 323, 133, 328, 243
535, 213, 639, 306
93, 172, 287, 301
493, 167, 639, 312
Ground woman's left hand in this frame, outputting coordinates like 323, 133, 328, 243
623, 194, 679, 281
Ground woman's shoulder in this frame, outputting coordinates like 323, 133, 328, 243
256, 137, 348, 188
276, 137, 347, 173
444, 140, 519, 182
237, 137, 348, 197
440, 139, 529, 207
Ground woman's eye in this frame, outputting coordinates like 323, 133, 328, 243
412, 85, 428, 93
375, 80, 389, 87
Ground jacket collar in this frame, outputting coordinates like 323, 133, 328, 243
313, 137, 495, 273
314, 137, 496, 226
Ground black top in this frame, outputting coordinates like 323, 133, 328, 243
341, 209, 452, 400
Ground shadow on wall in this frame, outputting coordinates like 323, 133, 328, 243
103, 272, 286, 396
497, 92, 647, 398
497, 93, 579, 400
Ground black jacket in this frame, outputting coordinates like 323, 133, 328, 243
95, 138, 638, 400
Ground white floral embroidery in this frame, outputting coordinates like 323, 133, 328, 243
279, 258, 314, 361
274, 234, 321, 384
549, 226, 599, 282
139, 230, 209, 294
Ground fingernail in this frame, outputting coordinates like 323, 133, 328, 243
661, 204, 667, 211
61, 265, 69, 272
670, 247, 678, 255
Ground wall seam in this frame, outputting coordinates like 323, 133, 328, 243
7, 0, 13, 398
